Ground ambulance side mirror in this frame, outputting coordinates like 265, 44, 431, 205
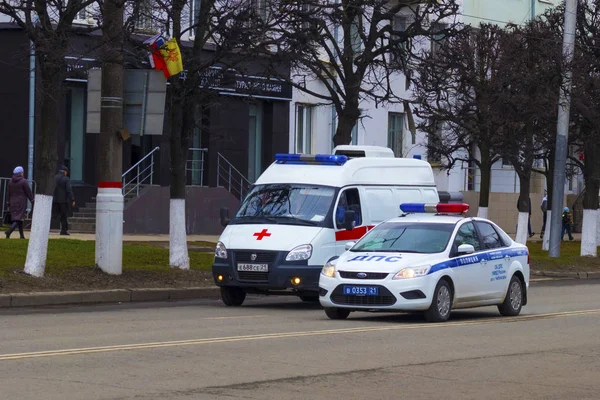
343, 210, 356, 231
220, 208, 230, 227
457, 244, 475, 256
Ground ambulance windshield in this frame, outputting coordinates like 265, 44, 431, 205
234, 184, 336, 226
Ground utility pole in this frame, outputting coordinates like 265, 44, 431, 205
549, 0, 578, 258
96, 0, 125, 274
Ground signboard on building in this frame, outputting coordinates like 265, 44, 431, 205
192, 66, 293, 101
86, 69, 167, 135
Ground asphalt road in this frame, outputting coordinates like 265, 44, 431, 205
0, 280, 599, 400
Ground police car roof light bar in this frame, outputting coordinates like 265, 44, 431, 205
400, 203, 470, 214
275, 153, 348, 165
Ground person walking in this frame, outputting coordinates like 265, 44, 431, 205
540, 193, 548, 238
561, 206, 574, 241
5, 166, 34, 239
53, 165, 75, 236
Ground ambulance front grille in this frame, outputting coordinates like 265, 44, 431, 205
235, 251, 277, 263
237, 271, 269, 282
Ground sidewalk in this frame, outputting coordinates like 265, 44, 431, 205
46, 231, 221, 243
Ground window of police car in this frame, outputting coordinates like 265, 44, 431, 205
453, 222, 482, 253
350, 222, 455, 254
475, 221, 507, 249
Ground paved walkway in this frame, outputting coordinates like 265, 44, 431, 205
47, 231, 221, 243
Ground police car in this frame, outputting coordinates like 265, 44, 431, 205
318, 203, 529, 322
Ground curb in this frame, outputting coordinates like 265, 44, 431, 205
0, 287, 221, 309
531, 271, 600, 280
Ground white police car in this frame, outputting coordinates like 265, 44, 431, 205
318, 203, 529, 322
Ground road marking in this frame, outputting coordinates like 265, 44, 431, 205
204, 315, 268, 320
1, 308, 599, 362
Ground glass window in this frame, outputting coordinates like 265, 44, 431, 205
390, 15, 408, 66
475, 221, 504, 249
296, 104, 313, 153
351, 222, 454, 254
388, 112, 404, 157
453, 222, 482, 252
335, 188, 363, 228
235, 184, 335, 226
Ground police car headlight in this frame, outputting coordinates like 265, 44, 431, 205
286, 244, 313, 261
393, 266, 430, 280
321, 260, 336, 278
215, 241, 228, 259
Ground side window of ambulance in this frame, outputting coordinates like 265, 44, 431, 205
453, 222, 482, 252
474, 221, 504, 250
335, 188, 363, 228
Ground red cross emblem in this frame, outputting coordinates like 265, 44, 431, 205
253, 229, 271, 240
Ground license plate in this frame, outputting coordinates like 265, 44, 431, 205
343, 286, 379, 296
237, 263, 269, 272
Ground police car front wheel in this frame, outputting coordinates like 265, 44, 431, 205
424, 279, 453, 323
498, 275, 523, 317
325, 308, 351, 320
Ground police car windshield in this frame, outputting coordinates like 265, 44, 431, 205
351, 222, 455, 254
234, 184, 335, 226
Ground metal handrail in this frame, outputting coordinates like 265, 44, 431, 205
122, 146, 160, 198
216, 152, 251, 200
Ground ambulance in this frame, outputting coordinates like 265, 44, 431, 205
212, 146, 442, 306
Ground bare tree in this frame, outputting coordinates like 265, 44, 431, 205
493, 19, 562, 244
143, 0, 268, 268
0, 0, 96, 276
412, 24, 504, 218
266, 0, 459, 146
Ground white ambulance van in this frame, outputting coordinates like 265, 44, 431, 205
212, 146, 441, 306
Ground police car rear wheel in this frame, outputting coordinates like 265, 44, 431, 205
220, 287, 246, 307
424, 279, 453, 323
324, 308, 351, 320
498, 276, 523, 317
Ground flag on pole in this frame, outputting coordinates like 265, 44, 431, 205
159, 38, 184, 78
144, 35, 184, 78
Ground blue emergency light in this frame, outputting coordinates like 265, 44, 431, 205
400, 203, 470, 214
274, 153, 348, 165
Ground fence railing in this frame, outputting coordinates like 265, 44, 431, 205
1, 178, 36, 224
187, 148, 208, 186
217, 152, 251, 200
122, 146, 160, 198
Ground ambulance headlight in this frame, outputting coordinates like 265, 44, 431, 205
393, 266, 430, 280
286, 244, 313, 261
215, 242, 228, 259
321, 259, 337, 278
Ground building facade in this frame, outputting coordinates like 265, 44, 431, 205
0, 22, 291, 233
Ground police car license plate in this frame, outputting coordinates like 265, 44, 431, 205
237, 263, 269, 272
343, 286, 379, 296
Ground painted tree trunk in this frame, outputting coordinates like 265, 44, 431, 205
168, 86, 190, 270
516, 212, 530, 245
580, 209, 598, 257
170, 198, 190, 269
515, 173, 532, 245
582, 141, 600, 252
24, 67, 62, 277
24, 195, 53, 277
477, 207, 488, 219
542, 211, 552, 251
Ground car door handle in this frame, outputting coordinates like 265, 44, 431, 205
481, 260, 487, 265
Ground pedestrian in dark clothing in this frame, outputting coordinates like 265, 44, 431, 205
53, 165, 75, 236
5, 166, 34, 239
562, 207, 574, 241
540, 194, 547, 238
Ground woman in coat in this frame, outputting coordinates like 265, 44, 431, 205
5, 166, 34, 239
